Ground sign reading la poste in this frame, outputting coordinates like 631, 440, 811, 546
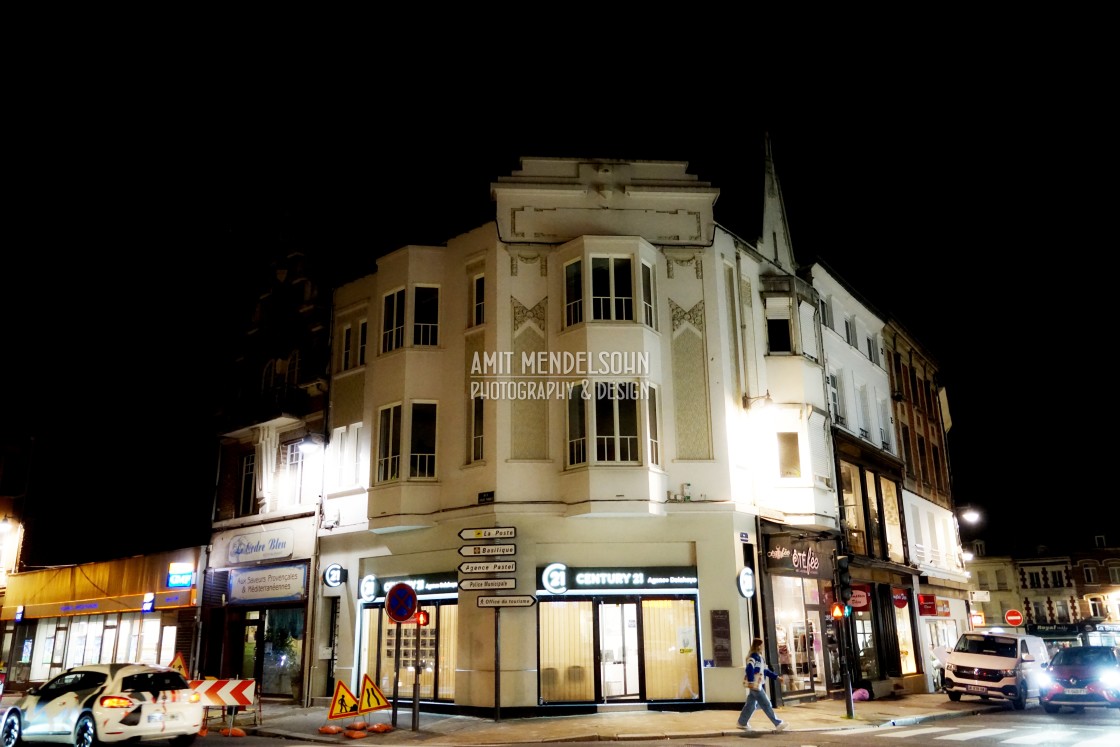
470, 350, 651, 400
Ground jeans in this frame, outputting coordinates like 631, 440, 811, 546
738, 685, 781, 726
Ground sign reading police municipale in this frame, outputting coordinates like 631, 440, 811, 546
229, 563, 307, 604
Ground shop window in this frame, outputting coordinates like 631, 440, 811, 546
372, 603, 456, 701
840, 462, 867, 555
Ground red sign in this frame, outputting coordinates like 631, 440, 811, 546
892, 588, 909, 609
918, 594, 937, 616
1005, 609, 1024, 626
849, 583, 872, 610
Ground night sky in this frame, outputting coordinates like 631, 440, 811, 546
4, 72, 1115, 565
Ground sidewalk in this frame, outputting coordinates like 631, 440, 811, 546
237, 692, 1007, 744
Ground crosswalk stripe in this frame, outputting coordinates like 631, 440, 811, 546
876, 727, 959, 738
1001, 731, 1069, 744
1070, 736, 1120, 747
936, 728, 1015, 740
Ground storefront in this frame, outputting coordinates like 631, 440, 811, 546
200, 520, 314, 698
0, 549, 202, 692
760, 527, 842, 701
352, 563, 702, 709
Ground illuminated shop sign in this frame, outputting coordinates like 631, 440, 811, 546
537, 564, 698, 595
369, 572, 458, 600
762, 535, 825, 578
167, 562, 194, 588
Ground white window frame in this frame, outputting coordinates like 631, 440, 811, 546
593, 381, 639, 463
564, 259, 583, 328
382, 289, 405, 353
409, 401, 437, 478
471, 274, 485, 327
641, 261, 657, 329
591, 256, 634, 321
567, 383, 587, 466
377, 403, 402, 482
358, 319, 367, 365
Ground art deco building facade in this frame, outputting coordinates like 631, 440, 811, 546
306, 153, 959, 714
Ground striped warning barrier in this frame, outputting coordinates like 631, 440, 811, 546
189, 679, 260, 729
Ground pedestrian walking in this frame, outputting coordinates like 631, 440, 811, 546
738, 637, 788, 732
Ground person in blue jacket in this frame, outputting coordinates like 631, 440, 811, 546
738, 637, 788, 731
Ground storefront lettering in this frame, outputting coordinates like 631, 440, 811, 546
226, 528, 294, 564
766, 543, 819, 577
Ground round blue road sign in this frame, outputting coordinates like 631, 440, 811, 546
386, 583, 418, 622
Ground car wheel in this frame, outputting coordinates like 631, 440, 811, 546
2, 711, 21, 747
947, 691, 961, 702
1043, 703, 1059, 714
169, 736, 196, 747
1012, 682, 1027, 711
74, 714, 97, 747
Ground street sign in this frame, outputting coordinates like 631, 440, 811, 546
460, 578, 517, 591
458, 527, 516, 540
386, 583, 418, 623
477, 595, 536, 608
1005, 609, 1024, 626
459, 560, 516, 574
459, 544, 516, 556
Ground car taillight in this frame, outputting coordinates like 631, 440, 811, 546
100, 695, 133, 709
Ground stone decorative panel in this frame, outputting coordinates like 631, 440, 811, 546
512, 311, 547, 460
509, 251, 547, 277
512, 297, 547, 333
666, 256, 703, 279
669, 298, 705, 333
671, 325, 712, 460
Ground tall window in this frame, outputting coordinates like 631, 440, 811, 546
844, 317, 856, 346
827, 371, 843, 425
342, 326, 352, 369
471, 275, 485, 326
567, 385, 587, 466
647, 387, 660, 467
414, 287, 439, 346
901, 425, 914, 477
641, 262, 657, 329
410, 403, 437, 478
778, 433, 800, 477
1051, 569, 1065, 587
931, 446, 944, 491
765, 298, 792, 353
594, 382, 638, 462
377, 404, 402, 482
917, 435, 929, 484
382, 290, 405, 353
840, 462, 868, 554
284, 442, 304, 503
819, 297, 833, 331
1110, 566, 1120, 584
1084, 566, 1098, 583
564, 260, 583, 327
238, 453, 256, 517
470, 397, 484, 462
591, 257, 633, 321
358, 320, 368, 365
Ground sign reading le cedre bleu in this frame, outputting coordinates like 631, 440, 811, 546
227, 528, 295, 564
764, 536, 824, 578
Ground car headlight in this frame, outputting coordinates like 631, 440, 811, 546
999, 668, 1018, 678
946, 663, 958, 673
1034, 671, 1053, 688
1100, 669, 1120, 688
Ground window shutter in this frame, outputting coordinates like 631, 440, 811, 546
810, 409, 831, 482
799, 299, 818, 359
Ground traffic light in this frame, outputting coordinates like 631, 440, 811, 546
836, 555, 853, 603
415, 609, 429, 626
830, 602, 846, 619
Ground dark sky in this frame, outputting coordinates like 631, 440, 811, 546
4, 71, 1115, 565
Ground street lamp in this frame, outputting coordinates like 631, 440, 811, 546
959, 506, 981, 524
742, 390, 773, 409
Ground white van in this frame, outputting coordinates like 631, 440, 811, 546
943, 632, 1050, 710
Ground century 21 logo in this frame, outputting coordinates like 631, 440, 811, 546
542, 563, 568, 594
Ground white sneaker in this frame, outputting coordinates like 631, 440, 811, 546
774, 721, 788, 732
737, 722, 752, 730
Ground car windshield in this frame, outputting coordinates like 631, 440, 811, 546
954, 635, 1017, 658
1052, 647, 1114, 667
121, 671, 191, 694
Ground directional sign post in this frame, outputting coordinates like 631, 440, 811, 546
477, 595, 537, 608
460, 578, 517, 591
459, 560, 516, 574
459, 544, 516, 556
458, 527, 516, 540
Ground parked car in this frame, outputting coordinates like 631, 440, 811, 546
1037, 645, 1120, 713
942, 632, 1050, 710
0, 663, 202, 747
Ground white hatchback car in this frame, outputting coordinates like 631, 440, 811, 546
1, 664, 202, 747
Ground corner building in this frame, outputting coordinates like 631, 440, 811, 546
315, 155, 846, 714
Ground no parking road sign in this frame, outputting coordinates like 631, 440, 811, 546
386, 583, 418, 623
